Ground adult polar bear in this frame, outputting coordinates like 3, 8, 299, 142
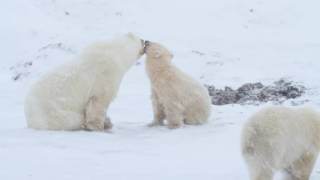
25, 33, 145, 131
242, 106, 320, 180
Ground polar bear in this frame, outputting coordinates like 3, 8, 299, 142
144, 41, 211, 129
25, 33, 145, 131
241, 106, 320, 180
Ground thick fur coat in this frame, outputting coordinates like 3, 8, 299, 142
25, 33, 144, 131
144, 41, 211, 129
242, 106, 320, 180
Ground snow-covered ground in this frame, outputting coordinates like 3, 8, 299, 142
1, 0, 320, 179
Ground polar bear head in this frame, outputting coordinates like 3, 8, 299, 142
126, 32, 145, 57
144, 41, 173, 62
107, 33, 145, 61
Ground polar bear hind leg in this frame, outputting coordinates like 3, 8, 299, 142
250, 167, 273, 180
246, 160, 274, 180
25, 96, 82, 130
184, 105, 209, 125
284, 152, 317, 180
184, 113, 208, 125
46, 110, 83, 130
164, 106, 184, 129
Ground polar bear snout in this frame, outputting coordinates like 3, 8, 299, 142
145, 40, 151, 46
143, 40, 151, 53
143, 41, 159, 56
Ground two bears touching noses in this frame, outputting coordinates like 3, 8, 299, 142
25, 33, 211, 131
24, 33, 320, 180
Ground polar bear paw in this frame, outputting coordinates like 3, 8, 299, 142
104, 116, 113, 130
82, 119, 104, 131
148, 120, 164, 127
167, 121, 183, 129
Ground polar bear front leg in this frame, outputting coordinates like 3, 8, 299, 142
83, 96, 109, 131
148, 90, 165, 127
164, 104, 184, 129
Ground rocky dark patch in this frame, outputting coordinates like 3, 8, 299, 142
206, 79, 306, 105
38, 42, 74, 53
10, 61, 33, 81
10, 42, 74, 81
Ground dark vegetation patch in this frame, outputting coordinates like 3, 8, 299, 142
206, 79, 306, 105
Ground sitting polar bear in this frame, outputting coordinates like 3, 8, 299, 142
144, 41, 211, 129
241, 106, 320, 180
25, 33, 145, 131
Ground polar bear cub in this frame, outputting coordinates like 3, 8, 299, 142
241, 106, 320, 180
25, 33, 145, 131
144, 41, 211, 129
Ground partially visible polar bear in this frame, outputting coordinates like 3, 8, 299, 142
25, 33, 145, 131
144, 41, 211, 129
241, 106, 320, 180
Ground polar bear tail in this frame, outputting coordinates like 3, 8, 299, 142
24, 92, 48, 130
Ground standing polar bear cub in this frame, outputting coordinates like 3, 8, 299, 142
25, 33, 145, 131
242, 106, 320, 180
144, 41, 211, 129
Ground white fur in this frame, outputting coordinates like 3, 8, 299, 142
241, 106, 320, 180
144, 42, 211, 129
25, 33, 144, 131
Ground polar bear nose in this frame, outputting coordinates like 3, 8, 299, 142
145, 40, 150, 46
143, 40, 151, 53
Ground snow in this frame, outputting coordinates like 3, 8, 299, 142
1, 0, 320, 179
